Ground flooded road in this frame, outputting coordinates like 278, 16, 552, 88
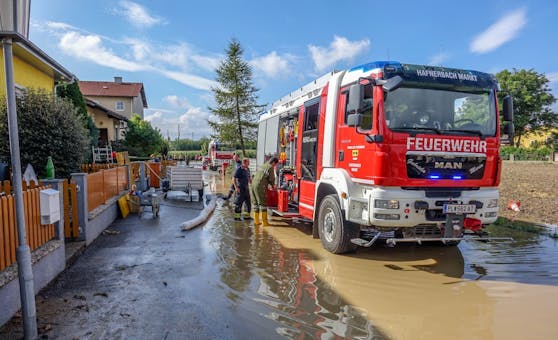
207, 173, 558, 339
1, 173, 557, 339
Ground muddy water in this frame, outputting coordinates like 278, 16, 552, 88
206, 173, 558, 339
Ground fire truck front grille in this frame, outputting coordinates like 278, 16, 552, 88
406, 154, 486, 180
413, 224, 441, 237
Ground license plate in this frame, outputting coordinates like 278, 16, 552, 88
443, 204, 476, 214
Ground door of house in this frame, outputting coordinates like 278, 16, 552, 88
99, 128, 108, 146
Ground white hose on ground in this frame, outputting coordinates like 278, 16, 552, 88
181, 195, 217, 231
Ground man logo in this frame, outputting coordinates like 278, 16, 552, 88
435, 162, 463, 169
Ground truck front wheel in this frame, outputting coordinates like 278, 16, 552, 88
317, 195, 358, 254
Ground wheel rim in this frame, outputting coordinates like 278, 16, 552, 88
322, 207, 336, 243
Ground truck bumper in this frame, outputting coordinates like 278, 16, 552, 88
346, 186, 499, 227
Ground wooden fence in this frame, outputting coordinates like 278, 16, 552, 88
86, 166, 129, 213
63, 180, 79, 238
0, 186, 55, 272
1, 179, 44, 194
80, 163, 118, 173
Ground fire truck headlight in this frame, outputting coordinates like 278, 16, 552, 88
487, 199, 499, 208
374, 199, 400, 209
485, 212, 498, 218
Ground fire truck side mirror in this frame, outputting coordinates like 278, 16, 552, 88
501, 122, 515, 145
347, 83, 364, 115
502, 95, 513, 122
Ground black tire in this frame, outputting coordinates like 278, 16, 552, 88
317, 195, 358, 254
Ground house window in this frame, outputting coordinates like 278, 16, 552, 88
116, 101, 125, 111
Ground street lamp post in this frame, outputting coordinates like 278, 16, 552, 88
0, 1, 38, 339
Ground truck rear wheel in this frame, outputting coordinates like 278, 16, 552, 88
317, 195, 358, 254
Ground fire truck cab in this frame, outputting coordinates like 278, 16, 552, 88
257, 61, 514, 253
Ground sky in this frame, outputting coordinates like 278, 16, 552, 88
28, 0, 558, 140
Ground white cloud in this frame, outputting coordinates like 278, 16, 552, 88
547, 72, 558, 83
158, 69, 217, 91
154, 44, 190, 69
144, 110, 163, 122
59, 32, 150, 72
115, 1, 164, 28
470, 8, 527, 54
46, 22, 217, 91
144, 107, 212, 139
308, 36, 370, 71
250, 51, 292, 78
428, 52, 449, 66
45, 21, 78, 31
123, 38, 152, 61
191, 55, 221, 72
164, 95, 191, 109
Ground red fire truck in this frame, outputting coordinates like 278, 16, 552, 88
207, 140, 235, 171
257, 61, 514, 253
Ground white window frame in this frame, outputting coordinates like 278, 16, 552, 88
116, 101, 125, 111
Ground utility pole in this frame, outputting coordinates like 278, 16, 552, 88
1, 1, 38, 338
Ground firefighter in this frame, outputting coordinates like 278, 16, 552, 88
233, 158, 252, 220
224, 153, 241, 200
250, 157, 278, 226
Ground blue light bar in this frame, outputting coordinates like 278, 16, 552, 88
452, 175, 463, 180
429, 175, 440, 179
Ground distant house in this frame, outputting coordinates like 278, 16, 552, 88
0, 38, 75, 96
519, 127, 558, 148
78, 77, 148, 120
85, 98, 128, 146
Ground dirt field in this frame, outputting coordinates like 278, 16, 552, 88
498, 161, 558, 225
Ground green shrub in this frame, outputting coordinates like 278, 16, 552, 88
501, 145, 552, 160
0, 89, 89, 178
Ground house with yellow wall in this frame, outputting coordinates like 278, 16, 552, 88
85, 98, 128, 146
79, 77, 147, 147
519, 128, 558, 148
0, 38, 74, 96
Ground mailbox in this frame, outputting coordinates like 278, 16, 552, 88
40, 188, 60, 224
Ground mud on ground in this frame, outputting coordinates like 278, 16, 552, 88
498, 161, 558, 225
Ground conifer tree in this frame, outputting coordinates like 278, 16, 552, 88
56, 82, 99, 158
208, 39, 264, 157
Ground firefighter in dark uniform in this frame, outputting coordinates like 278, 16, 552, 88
233, 158, 251, 220
250, 157, 278, 226
224, 153, 241, 200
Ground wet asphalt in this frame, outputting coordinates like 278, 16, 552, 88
0, 194, 285, 339
3, 178, 557, 339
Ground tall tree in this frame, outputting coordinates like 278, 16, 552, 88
208, 39, 264, 157
56, 82, 99, 159
496, 69, 557, 147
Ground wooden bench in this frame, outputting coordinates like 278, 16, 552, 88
166, 166, 204, 200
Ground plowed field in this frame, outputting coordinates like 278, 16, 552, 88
498, 161, 558, 225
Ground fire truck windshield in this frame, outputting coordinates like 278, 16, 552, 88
384, 87, 496, 137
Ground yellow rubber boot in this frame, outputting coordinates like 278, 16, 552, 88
261, 211, 270, 227
253, 212, 261, 225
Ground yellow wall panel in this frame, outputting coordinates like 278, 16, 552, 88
0, 52, 54, 96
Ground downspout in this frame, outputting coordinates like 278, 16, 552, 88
53, 76, 76, 98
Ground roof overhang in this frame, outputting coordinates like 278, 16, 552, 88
4, 33, 76, 83
85, 98, 128, 121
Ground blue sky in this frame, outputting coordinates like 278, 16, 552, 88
29, 0, 558, 140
